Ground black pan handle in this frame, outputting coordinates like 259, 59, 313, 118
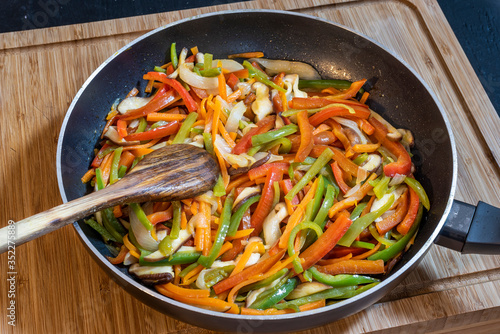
435, 200, 500, 254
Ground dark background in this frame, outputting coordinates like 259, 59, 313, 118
1, 0, 498, 117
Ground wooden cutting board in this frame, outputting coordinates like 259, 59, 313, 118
1, 0, 499, 333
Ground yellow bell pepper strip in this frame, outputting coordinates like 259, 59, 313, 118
369, 117, 412, 177
124, 121, 180, 141
198, 196, 233, 268
404, 177, 430, 210
285, 147, 333, 201
299, 215, 353, 271
250, 167, 284, 237
308, 266, 379, 287
143, 72, 198, 112
232, 115, 276, 154
338, 195, 395, 247
242, 60, 286, 93
288, 222, 324, 273
172, 112, 198, 144
369, 205, 423, 262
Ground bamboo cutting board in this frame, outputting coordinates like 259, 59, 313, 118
1, 0, 500, 333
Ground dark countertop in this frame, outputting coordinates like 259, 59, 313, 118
1, 0, 499, 117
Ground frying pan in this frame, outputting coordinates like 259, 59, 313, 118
56, 10, 500, 332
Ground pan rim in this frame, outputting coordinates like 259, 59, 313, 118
56, 8, 458, 323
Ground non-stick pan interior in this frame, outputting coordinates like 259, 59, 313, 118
57, 10, 456, 332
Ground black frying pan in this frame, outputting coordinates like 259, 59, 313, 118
56, 10, 500, 333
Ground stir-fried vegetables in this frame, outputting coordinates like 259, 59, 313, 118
82, 44, 429, 314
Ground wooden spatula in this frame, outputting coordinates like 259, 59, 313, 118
0, 144, 219, 253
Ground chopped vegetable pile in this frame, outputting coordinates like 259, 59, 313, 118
82, 44, 429, 315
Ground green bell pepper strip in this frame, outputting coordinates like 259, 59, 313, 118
369, 224, 396, 247
136, 117, 147, 133
308, 266, 379, 287
350, 240, 375, 249
310, 175, 326, 222
249, 277, 298, 310
285, 148, 334, 201
349, 202, 368, 221
172, 112, 198, 144
373, 175, 391, 199
271, 181, 281, 211
303, 269, 313, 282
298, 79, 355, 91
352, 153, 369, 165
97, 145, 118, 159
129, 203, 154, 231
204, 53, 213, 70
404, 178, 430, 210
109, 146, 123, 185
303, 200, 316, 223
158, 201, 182, 256
199, 67, 221, 77
227, 195, 261, 237
273, 286, 357, 310
313, 184, 336, 229
368, 205, 423, 262
242, 60, 286, 93
335, 282, 380, 299
253, 137, 292, 155
154, 66, 166, 73
239, 268, 289, 293
179, 262, 199, 278
198, 196, 233, 268
103, 207, 126, 235
95, 168, 105, 190
247, 145, 262, 156
139, 249, 202, 266
203, 132, 214, 155
251, 124, 298, 147
288, 222, 324, 274
151, 120, 168, 129
102, 209, 124, 243
85, 218, 119, 243
338, 195, 395, 247
213, 175, 226, 197
204, 265, 235, 288
130, 156, 142, 169
190, 127, 203, 134
117, 165, 128, 179
170, 42, 178, 69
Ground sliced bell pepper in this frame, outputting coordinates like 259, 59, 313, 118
119, 86, 178, 121
316, 259, 385, 275
331, 161, 351, 195
295, 110, 314, 162
308, 266, 379, 287
249, 277, 298, 310
124, 121, 179, 141
248, 162, 289, 181
308, 106, 370, 126
232, 115, 276, 154
369, 117, 412, 177
143, 71, 198, 112
397, 187, 420, 235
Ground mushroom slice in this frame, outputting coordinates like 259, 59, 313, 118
360, 154, 382, 173
129, 263, 174, 285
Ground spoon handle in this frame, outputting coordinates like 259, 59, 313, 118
0, 186, 121, 254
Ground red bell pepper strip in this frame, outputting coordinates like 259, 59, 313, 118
299, 215, 353, 271
250, 167, 284, 236
116, 119, 128, 138
368, 117, 412, 177
91, 143, 112, 168
143, 72, 198, 112
331, 161, 351, 194
124, 121, 179, 141
308, 106, 370, 127
397, 186, 420, 235
279, 179, 299, 205
225, 73, 239, 91
232, 116, 276, 155
295, 110, 314, 162
119, 89, 178, 121
248, 162, 289, 181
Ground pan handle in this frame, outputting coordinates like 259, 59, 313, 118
435, 200, 500, 254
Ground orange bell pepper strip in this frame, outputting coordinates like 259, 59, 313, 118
328, 79, 367, 100
298, 215, 353, 271
119, 86, 179, 121
118, 150, 136, 170
232, 115, 276, 154
124, 121, 179, 141
369, 117, 412, 177
331, 161, 351, 195
213, 249, 285, 294
397, 187, 420, 235
295, 110, 314, 162
147, 207, 174, 225
248, 162, 289, 181
315, 259, 385, 275
250, 167, 283, 236
116, 119, 128, 138
106, 245, 128, 264
308, 106, 370, 127
143, 72, 198, 112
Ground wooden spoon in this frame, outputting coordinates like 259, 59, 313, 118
0, 144, 219, 254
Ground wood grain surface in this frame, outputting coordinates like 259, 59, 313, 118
1, 0, 499, 333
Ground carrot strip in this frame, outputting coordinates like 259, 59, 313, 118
123, 234, 140, 259
162, 282, 210, 298
295, 110, 314, 162
211, 99, 221, 145
376, 189, 409, 234
81, 168, 96, 183
118, 150, 136, 170
113, 205, 122, 218
317, 253, 353, 266
106, 245, 128, 264
351, 243, 381, 260
214, 146, 230, 188
328, 197, 357, 219
316, 259, 385, 275
218, 122, 236, 148
146, 113, 187, 122
218, 71, 227, 101
130, 148, 154, 157
225, 229, 255, 241
228, 51, 264, 59
231, 241, 265, 277
156, 286, 238, 313
173, 265, 181, 285
359, 91, 370, 104
100, 152, 114, 186
182, 265, 204, 285
227, 174, 250, 193
122, 138, 161, 151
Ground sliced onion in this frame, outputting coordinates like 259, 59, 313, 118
214, 134, 256, 168
249, 58, 321, 80
262, 203, 288, 246
389, 174, 407, 186
103, 126, 139, 146
179, 48, 218, 89
129, 205, 158, 252
214, 59, 244, 72
333, 117, 367, 144
225, 101, 246, 133
117, 96, 152, 114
